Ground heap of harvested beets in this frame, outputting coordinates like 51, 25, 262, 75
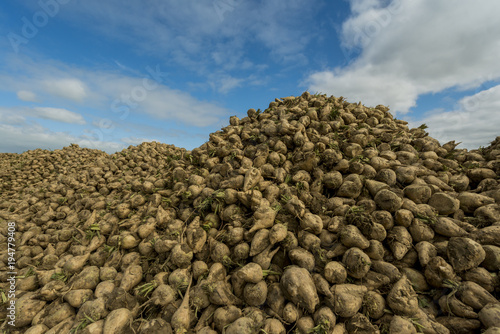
1, 92, 499, 334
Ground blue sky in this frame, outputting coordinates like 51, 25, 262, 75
1, 0, 500, 153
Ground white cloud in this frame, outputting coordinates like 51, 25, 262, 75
33, 107, 86, 125
17, 90, 37, 102
140, 88, 226, 126
0, 106, 85, 125
0, 107, 26, 125
413, 84, 500, 149
43, 78, 87, 102
0, 123, 124, 154
0, 56, 229, 127
307, 0, 500, 113
121, 137, 159, 145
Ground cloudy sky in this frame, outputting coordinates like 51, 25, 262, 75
1, 0, 499, 153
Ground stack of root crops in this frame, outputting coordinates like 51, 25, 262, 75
1, 92, 499, 334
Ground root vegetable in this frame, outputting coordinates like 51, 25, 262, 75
208, 280, 243, 306
39, 280, 68, 301
482, 245, 500, 271
46, 317, 75, 333
331, 284, 367, 318
119, 264, 143, 292
237, 262, 263, 283
267, 283, 286, 317
249, 229, 270, 256
447, 237, 485, 271
296, 316, 315, 334
437, 317, 481, 334
409, 217, 435, 242
63, 289, 94, 308
169, 268, 191, 291
387, 276, 419, 316
365, 239, 385, 260
15, 292, 47, 327
75, 297, 107, 324
137, 318, 171, 334
280, 266, 319, 314
390, 316, 417, 334
25, 324, 50, 334
342, 247, 371, 279
171, 279, 192, 334
289, 247, 315, 271
170, 243, 194, 268
285, 196, 306, 218
472, 225, 500, 247
371, 260, 401, 283
42, 301, 75, 329
479, 303, 500, 329
213, 305, 242, 332
243, 168, 262, 192
345, 313, 378, 334
412, 308, 450, 334
463, 267, 498, 293
415, 241, 437, 266
243, 280, 267, 306
192, 261, 209, 280
103, 308, 133, 334
269, 223, 288, 244
63, 252, 90, 274
150, 284, 177, 306
313, 273, 333, 298
106, 287, 137, 311
424, 256, 456, 287
262, 318, 286, 334
250, 199, 277, 233
186, 225, 207, 254
283, 302, 300, 323
363, 291, 386, 319
300, 211, 323, 235
428, 192, 460, 215
313, 306, 336, 331
225, 317, 256, 334
387, 226, 412, 260
252, 244, 279, 270
210, 239, 231, 263
438, 294, 477, 318
374, 189, 403, 212
402, 268, 429, 292
339, 225, 370, 249
458, 281, 498, 310
433, 217, 467, 237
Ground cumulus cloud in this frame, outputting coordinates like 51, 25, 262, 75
17, 90, 37, 102
33, 107, 86, 125
0, 107, 26, 125
42, 78, 87, 102
0, 122, 124, 154
139, 88, 226, 126
121, 137, 159, 145
307, 0, 500, 113
414, 85, 500, 150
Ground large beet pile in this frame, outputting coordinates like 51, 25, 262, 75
1, 92, 500, 334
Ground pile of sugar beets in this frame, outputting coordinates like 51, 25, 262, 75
1, 92, 500, 334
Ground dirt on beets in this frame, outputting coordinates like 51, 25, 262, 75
1, 92, 499, 334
